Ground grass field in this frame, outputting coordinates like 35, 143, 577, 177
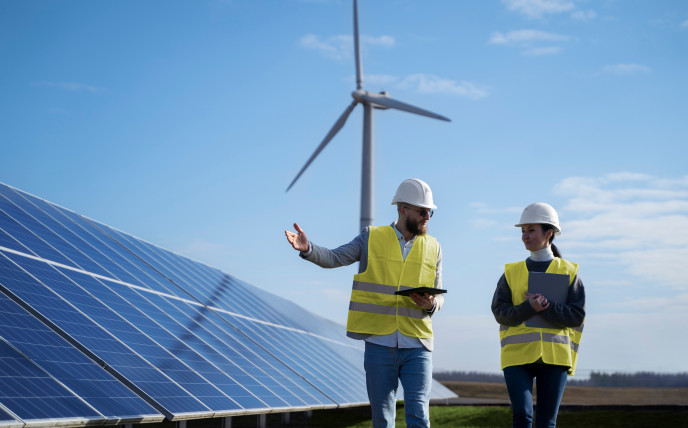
159, 381, 688, 427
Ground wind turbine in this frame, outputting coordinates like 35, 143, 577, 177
286, 0, 450, 232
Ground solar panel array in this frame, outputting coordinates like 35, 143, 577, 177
0, 183, 455, 426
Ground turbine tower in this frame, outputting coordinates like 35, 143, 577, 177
286, 0, 450, 232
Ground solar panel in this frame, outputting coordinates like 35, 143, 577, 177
0, 291, 161, 425
0, 182, 455, 426
0, 337, 103, 425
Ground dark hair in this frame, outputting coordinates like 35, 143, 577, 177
541, 224, 561, 258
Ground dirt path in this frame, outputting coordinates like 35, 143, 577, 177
441, 381, 688, 406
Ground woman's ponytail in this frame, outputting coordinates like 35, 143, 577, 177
542, 224, 562, 258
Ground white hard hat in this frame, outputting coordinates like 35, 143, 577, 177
391, 178, 437, 209
515, 202, 561, 235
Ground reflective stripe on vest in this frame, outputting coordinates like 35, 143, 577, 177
499, 258, 584, 376
501, 332, 571, 347
347, 226, 439, 338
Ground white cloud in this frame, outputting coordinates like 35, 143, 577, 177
523, 46, 562, 56
602, 63, 652, 76
681, 18, 688, 29
554, 173, 688, 290
501, 0, 575, 19
571, 9, 597, 21
300, 33, 394, 60
469, 202, 522, 215
300, 34, 352, 60
361, 74, 490, 100
501, 0, 597, 23
360, 35, 395, 47
397, 74, 490, 99
489, 29, 570, 45
303, 34, 486, 99
610, 293, 688, 312
470, 218, 499, 229
32, 81, 105, 93
489, 29, 570, 56
364, 74, 399, 86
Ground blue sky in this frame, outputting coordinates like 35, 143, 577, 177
2, 0, 687, 376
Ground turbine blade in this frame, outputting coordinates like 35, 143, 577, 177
359, 93, 451, 122
286, 100, 358, 192
353, 0, 363, 90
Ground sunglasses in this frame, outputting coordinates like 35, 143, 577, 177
404, 206, 434, 218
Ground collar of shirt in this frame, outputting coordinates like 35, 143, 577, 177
392, 222, 415, 260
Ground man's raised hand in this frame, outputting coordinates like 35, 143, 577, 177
285, 223, 309, 252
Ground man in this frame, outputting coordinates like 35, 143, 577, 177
284, 178, 444, 428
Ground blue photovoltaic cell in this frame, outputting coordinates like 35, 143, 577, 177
0, 251, 209, 418
0, 182, 455, 425
0, 211, 35, 256
74, 213, 370, 402
52, 267, 252, 412
223, 309, 367, 404
5, 187, 170, 293
0, 339, 102, 423
0, 199, 80, 270
0, 291, 160, 421
3, 252, 241, 412
96, 226, 370, 401
83, 276, 300, 410
0, 186, 338, 412
0, 191, 118, 279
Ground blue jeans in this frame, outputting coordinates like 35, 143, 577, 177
503, 363, 568, 428
364, 342, 432, 428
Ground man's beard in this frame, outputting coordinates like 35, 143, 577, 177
406, 217, 427, 236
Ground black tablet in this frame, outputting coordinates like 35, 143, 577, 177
394, 287, 447, 296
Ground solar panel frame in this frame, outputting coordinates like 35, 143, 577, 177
0, 407, 21, 428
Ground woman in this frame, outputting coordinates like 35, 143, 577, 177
491, 202, 586, 428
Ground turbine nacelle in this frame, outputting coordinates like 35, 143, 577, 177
352, 89, 391, 110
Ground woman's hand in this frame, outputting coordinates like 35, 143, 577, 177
525, 292, 549, 312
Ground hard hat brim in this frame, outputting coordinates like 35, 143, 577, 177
514, 223, 561, 236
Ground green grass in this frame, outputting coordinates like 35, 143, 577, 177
189, 405, 688, 427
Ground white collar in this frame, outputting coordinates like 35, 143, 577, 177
529, 246, 554, 262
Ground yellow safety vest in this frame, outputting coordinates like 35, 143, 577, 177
499, 258, 584, 376
347, 226, 439, 338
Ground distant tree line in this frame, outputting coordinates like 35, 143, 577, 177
434, 371, 688, 388
569, 371, 688, 388
433, 371, 504, 384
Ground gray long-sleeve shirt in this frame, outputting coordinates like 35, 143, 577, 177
491, 258, 585, 328
301, 223, 443, 351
